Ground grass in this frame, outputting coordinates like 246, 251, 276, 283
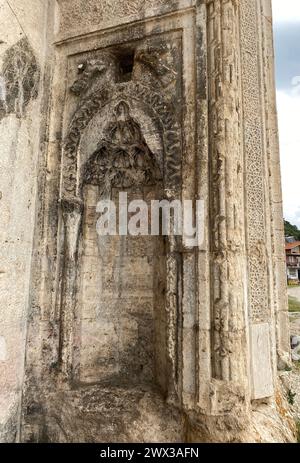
288, 296, 300, 313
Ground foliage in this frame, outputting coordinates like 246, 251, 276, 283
288, 296, 300, 313
284, 220, 300, 240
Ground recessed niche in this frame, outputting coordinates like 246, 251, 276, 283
117, 50, 135, 82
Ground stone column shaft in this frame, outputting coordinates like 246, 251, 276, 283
207, 0, 248, 386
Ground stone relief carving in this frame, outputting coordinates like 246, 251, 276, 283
0, 38, 40, 121
70, 60, 108, 96
96, 0, 170, 18
134, 42, 179, 91
240, 0, 270, 323
63, 41, 182, 199
59, 37, 183, 395
20, 1, 294, 444
82, 101, 162, 194
207, 0, 247, 384
70, 53, 118, 97
58, 0, 176, 33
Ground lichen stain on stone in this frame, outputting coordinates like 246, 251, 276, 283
0, 37, 40, 121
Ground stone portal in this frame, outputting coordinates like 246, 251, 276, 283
4, 0, 292, 443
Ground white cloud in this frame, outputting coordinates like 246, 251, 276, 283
273, 1, 300, 227
272, 0, 300, 23
277, 90, 300, 226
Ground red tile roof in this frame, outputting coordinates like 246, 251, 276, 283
285, 241, 300, 251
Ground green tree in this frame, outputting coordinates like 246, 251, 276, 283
284, 220, 300, 240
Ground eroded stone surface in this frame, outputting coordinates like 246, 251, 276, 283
0, 0, 45, 443
29, 387, 185, 443
0, 37, 40, 121
0, 0, 295, 443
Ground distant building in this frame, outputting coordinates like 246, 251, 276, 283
285, 236, 297, 244
285, 241, 300, 283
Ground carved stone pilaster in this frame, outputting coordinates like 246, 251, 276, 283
59, 198, 83, 382
239, 0, 270, 326
258, 0, 291, 370
239, 0, 276, 399
207, 0, 248, 384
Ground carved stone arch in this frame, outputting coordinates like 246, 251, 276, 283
63, 85, 114, 199
59, 81, 182, 400
62, 82, 182, 201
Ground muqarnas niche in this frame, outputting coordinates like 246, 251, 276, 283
78, 100, 166, 388
60, 37, 182, 401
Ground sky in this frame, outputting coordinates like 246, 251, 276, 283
272, 0, 300, 227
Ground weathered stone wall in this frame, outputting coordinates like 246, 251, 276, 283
0, 0, 294, 443
0, 0, 47, 442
